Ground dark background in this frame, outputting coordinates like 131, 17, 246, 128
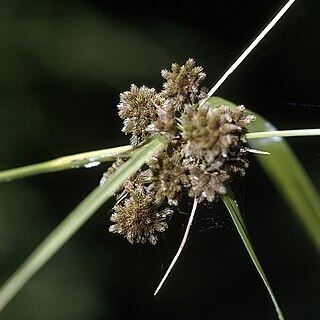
0, 0, 319, 319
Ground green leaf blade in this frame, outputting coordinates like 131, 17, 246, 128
0, 145, 133, 183
0, 136, 167, 312
209, 97, 320, 251
222, 187, 284, 320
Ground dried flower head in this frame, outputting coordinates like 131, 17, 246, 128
109, 188, 172, 245
150, 100, 177, 140
118, 84, 163, 146
161, 58, 207, 110
181, 104, 256, 171
147, 150, 190, 205
187, 164, 228, 202
105, 59, 256, 244
102, 158, 154, 202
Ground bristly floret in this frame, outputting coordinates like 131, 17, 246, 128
181, 104, 255, 172
150, 100, 177, 140
109, 188, 173, 245
106, 59, 256, 244
161, 58, 207, 110
147, 150, 190, 206
118, 84, 163, 146
187, 164, 228, 202
102, 158, 153, 201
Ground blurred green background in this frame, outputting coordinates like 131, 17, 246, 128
0, 0, 319, 319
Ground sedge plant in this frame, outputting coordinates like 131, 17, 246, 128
0, 0, 319, 319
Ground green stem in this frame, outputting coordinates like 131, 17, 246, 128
201, 0, 296, 105
0, 145, 132, 183
0, 136, 167, 312
246, 129, 320, 139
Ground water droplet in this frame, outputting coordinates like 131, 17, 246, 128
84, 161, 101, 168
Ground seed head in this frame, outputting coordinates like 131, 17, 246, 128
118, 84, 163, 146
150, 100, 177, 140
106, 59, 257, 244
187, 164, 228, 202
181, 104, 255, 171
109, 188, 172, 245
147, 150, 190, 205
161, 58, 207, 110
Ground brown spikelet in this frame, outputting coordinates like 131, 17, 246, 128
161, 58, 207, 110
109, 188, 172, 245
147, 150, 190, 205
118, 84, 163, 146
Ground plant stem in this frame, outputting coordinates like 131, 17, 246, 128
200, 0, 296, 106
246, 129, 320, 139
0, 145, 132, 183
0, 136, 167, 312
154, 197, 198, 296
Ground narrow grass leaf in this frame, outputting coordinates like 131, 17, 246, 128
222, 186, 284, 320
0, 145, 133, 183
247, 129, 320, 139
0, 136, 167, 312
209, 97, 320, 251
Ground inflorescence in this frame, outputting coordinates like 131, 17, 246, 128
102, 58, 256, 245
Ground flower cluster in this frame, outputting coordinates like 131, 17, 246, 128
104, 59, 256, 244
118, 85, 162, 146
161, 58, 207, 109
110, 188, 172, 245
